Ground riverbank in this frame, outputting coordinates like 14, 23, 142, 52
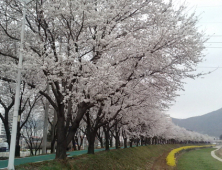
16, 144, 183, 170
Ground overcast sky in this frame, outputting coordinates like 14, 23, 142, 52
167, 0, 222, 119
0, 0, 221, 122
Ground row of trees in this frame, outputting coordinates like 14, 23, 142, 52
0, 0, 210, 160
22, 110, 215, 156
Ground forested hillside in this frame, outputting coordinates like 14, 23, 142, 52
172, 108, 222, 138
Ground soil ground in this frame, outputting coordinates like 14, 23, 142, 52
151, 151, 174, 170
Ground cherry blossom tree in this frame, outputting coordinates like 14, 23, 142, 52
0, 0, 207, 159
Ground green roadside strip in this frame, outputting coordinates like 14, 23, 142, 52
0, 146, 130, 169
0, 148, 100, 169
177, 148, 222, 170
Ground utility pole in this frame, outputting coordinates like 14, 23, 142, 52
8, 1, 27, 169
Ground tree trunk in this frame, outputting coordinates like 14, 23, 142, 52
72, 138, 77, 150
51, 137, 56, 153
87, 132, 96, 154
152, 138, 155, 145
124, 138, 127, 148
30, 148, 34, 156
55, 113, 67, 159
5, 124, 11, 149
96, 135, 103, 149
51, 109, 57, 153
115, 124, 120, 149
110, 134, 113, 147
141, 137, 143, 146
100, 137, 104, 148
42, 84, 49, 154
105, 138, 109, 150
130, 139, 133, 147
104, 127, 110, 151
15, 124, 21, 157
77, 136, 83, 150
2, 113, 11, 149
115, 134, 120, 149
15, 145, 20, 157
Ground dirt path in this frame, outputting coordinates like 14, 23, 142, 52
151, 151, 174, 170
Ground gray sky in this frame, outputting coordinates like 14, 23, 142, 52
168, 0, 222, 119
0, 0, 221, 122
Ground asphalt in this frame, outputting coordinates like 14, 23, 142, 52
0, 147, 107, 169
211, 145, 222, 162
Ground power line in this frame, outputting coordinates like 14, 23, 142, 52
197, 67, 222, 68
205, 47, 222, 48
199, 22, 222, 23
197, 5, 222, 8
205, 42, 222, 43
205, 35, 222, 37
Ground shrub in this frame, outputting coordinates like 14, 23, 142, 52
166, 145, 213, 167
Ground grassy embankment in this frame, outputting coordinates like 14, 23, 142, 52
166, 145, 213, 167
16, 144, 183, 170
177, 147, 222, 170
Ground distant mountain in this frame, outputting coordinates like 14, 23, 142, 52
172, 108, 222, 138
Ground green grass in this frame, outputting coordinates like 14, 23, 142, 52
16, 144, 183, 170
177, 148, 222, 170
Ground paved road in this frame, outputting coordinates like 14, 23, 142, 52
0, 148, 107, 169
211, 145, 222, 162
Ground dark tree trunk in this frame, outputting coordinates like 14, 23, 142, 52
115, 134, 120, 149
87, 132, 96, 154
105, 137, 109, 150
114, 123, 120, 149
136, 139, 139, 147
100, 138, 103, 148
110, 134, 113, 147
5, 124, 11, 149
66, 102, 92, 148
51, 110, 57, 153
104, 126, 110, 151
130, 139, 133, 147
85, 109, 98, 154
144, 138, 147, 145
141, 137, 143, 146
87, 140, 95, 154
15, 123, 21, 157
72, 138, 77, 150
15, 145, 20, 157
55, 112, 67, 159
152, 138, 155, 145
1, 111, 12, 150
0, 98, 14, 149
96, 134, 104, 148
124, 138, 127, 148
77, 136, 83, 150
51, 137, 56, 153
30, 147, 34, 156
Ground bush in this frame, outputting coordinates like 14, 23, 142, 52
166, 145, 213, 167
